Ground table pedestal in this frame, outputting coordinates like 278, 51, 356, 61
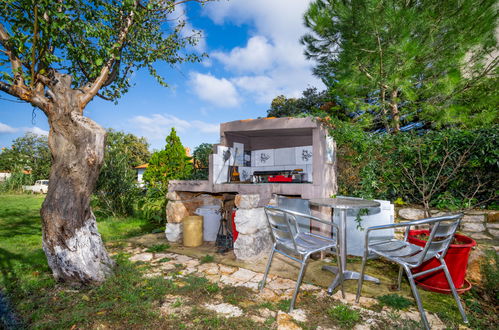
323, 208, 380, 295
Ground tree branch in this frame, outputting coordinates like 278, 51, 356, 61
30, 4, 39, 88
0, 23, 26, 88
0, 80, 50, 113
80, 5, 136, 108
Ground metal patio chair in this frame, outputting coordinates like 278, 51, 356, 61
260, 206, 342, 312
355, 214, 468, 329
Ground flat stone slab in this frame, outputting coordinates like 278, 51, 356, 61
129, 253, 153, 262
203, 303, 243, 318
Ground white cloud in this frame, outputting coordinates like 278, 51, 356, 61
24, 126, 49, 136
189, 72, 240, 107
129, 114, 219, 143
212, 36, 274, 74
0, 123, 49, 136
131, 114, 191, 140
191, 120, 219, 133
203, 0, 324, 103
0, 122, 17, 134
231, 75, 278, 103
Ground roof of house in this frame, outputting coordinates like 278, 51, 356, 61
134, 163, 148, 169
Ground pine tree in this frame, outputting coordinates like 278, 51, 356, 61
302, 0, 498, 132
143, 128, 192, 191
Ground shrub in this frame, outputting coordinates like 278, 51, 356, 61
94, 148, 141, 217
136, 187, 167, 224
328, 119, 498, 211
0, 167, 33, 193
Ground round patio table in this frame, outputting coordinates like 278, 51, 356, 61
309, 197, 381, 295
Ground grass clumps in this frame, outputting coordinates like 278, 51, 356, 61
327, 304, 361, 327
378, 294, 413, 310
200, 254, 215, 264
146, 243, 170, 253
277, 299, 291, 312
179, 275, 220, 295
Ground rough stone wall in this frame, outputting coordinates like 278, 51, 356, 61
164, 191, 223, 242
233, 194, 272, 261
396, 207, 499, 242
166, 191, 223, 223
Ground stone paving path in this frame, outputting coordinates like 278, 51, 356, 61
122, 246, 450, 329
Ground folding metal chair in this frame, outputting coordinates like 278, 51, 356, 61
260, 206, 341, 312
355, 214, 468, 329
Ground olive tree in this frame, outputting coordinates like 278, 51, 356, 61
0, 0, 208, 285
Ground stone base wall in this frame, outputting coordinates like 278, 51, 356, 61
164, 192, 223, 242
233, 194, 272, 261
396, 207, 499, 241
166, 191, 223, 223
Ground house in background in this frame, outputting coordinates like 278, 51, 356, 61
0, 171, 11, 182
134, 164, 148, 186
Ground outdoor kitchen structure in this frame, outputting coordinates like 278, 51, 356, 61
166, 117, 338, 260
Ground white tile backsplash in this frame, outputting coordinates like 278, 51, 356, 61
214, 146, 315, 184
295, 146, 313, 165
213, 165, 228, 184
274, 147, 296, 166
239, 167, 253, 182
254, 149, 274, 166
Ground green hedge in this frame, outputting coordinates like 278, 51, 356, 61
330, 121, 498, 211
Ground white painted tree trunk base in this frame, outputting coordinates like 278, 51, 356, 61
42, 214, 114, 284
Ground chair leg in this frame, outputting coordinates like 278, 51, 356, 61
405, 265, 430, 330
355, 250, 368, 303
397, 265, 404, 290
290, 256, 309, 313
259, 246, 276, 290
440, 258, 468, 323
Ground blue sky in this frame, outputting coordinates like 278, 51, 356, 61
0, 0, 323, 151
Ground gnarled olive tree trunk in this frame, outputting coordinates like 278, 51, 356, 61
40, 73, 113, 285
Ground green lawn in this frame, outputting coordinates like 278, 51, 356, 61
0, 193, 164, 328
0, 194, 496, 329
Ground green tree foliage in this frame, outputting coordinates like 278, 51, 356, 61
0, 0, 207, 102
143, 128, 192, 192
190, 143, 213, 180
94, 130, 149, 216
302, 0, 498, 132
104, 129, 150, 167
329, 119, 498, 211
266, 87, 361, 124
0, 132, 50, 181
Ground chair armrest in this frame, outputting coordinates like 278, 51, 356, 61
365, 213, 463, 233
265, 206, 339, 235
363, 213, 463, 245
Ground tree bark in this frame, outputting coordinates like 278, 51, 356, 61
389, 88, 400, 133
40, 72, 113, 285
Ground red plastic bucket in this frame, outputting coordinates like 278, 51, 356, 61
408, 230, 476, 294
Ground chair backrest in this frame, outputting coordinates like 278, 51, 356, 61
264, 206, 301, 255
277, 196, 311, 233
417, 213, 463, 264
